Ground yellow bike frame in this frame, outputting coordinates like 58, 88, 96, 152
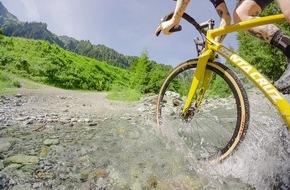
183, 14, 290, 128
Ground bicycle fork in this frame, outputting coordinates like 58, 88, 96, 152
182, 50, 214, 119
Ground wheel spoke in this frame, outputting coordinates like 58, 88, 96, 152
156, 60, 249, 162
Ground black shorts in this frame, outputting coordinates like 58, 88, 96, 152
210, 0, 273, 10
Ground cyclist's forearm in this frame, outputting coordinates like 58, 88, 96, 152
173, 0, 191, 22
215, 3, 231, 42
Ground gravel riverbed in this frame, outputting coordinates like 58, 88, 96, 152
0, 82, 289, 190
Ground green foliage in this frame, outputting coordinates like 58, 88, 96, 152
0, 1, 134, 69
129, 51, 172, 94
0, 2, 178, 97
237, 2, 289, 81
168, 72, 192, 97
59, 37, 135, 68
107, 85, 141, 102
0, 34, 173, 99
2, 21, 65, 47
0, 35, 131, 91
0, 71, 20, 93
206, 74, 232, 98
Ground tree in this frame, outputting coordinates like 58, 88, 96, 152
130, 51, 152, 93
129, 50, 173, 94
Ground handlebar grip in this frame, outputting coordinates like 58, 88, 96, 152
169, 25, 182, 33
156, 25, 182, 36
156, 12, 182, 36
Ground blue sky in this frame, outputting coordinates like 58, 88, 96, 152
1, 0, 237, 66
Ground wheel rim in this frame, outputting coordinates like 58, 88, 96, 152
156, 61, 248, 161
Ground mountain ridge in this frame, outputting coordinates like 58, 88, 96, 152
0, 1, 18, 25
0, 1, 135, 68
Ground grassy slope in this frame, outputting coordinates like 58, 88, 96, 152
0, 35, 131, 92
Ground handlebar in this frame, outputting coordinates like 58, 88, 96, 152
156, 12, 214, 36
157, 12, 216, 56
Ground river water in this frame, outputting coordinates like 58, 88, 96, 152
140, 90, 290, 190
89, 91, 289, 189
0, 89, 289, 189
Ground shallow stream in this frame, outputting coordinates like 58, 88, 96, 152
0, 90, 289, 190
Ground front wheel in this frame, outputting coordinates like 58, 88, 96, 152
156, 59, 250, 163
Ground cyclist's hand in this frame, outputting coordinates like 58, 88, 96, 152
155, 18, 179, 36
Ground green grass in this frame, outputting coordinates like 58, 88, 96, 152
0, 36, 131, 91
0, 71, 21, 93
107, 86, 142, 102
0, 35, 171, 99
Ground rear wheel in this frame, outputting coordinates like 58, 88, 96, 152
156, 59, 250, 162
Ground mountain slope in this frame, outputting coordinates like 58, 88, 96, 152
0, 1, 18, 25
59, 36, 136, 68
0, 35, 131, 91
0, 2, 135, 68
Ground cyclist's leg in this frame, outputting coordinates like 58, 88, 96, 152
233, 0, 278, 43
271, 0, 290, 92
277, 0, 290, 23
234, 0, 290, 93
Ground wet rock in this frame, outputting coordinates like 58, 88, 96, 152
0, 176, 9, 190
7, 155, 39, 165
2, 164, 22, 172
96, 177, 106, 189
43, 139, 60, 146
128, 131, 140, 139
0, 161, 4, 170
138, 107, 147, 112
21, 164, 37, 174
0, 141, 12, 153
95, 168, 107, 179
40, 147, 50, 158
32, 182, 43, 189
80, 169, 91, 182
15, 116, 30, 121
131, 180, 142, 190
116, 128, 126, 135
88, 122, 98, 126
37, 171, 55, 180
147, 175, 158, 188
15, 94, 22, 98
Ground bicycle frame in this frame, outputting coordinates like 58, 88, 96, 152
183, 14, 290, 128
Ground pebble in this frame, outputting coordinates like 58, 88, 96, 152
0, 142, 11, 153
40, 147, 50, 158
43, 139, 60, 146
2, 164, 22, 172
0, 161, 4, 170
7, 155, 39, 165
1, 90, 285, 190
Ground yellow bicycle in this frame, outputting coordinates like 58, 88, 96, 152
156, 13, 290, 163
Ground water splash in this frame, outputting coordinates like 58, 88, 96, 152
156, 91, 289, 189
